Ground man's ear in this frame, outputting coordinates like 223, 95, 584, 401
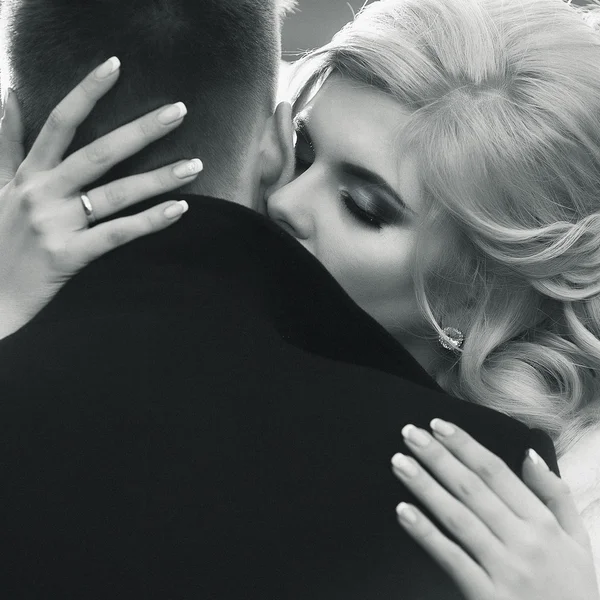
259, 101, 295, 196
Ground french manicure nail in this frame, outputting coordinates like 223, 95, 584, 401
391, 453, 419, 477
430, 418, 455, 436
158, 102, 187, 125
527, 449, 549, 471
173, 159, 203, 179
402, 424, 431, 447
396, 502, 418, 524
95, 56, 121, 79
164, 200, 189, 219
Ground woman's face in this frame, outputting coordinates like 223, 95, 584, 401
266, 76, 454, 338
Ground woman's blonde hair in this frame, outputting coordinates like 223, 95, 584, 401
288, 0, 600, 457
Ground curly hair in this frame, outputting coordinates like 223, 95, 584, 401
288, 0, 600, 457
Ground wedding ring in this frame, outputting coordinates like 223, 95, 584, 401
79, 192, 97, 226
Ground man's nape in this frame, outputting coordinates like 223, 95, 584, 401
5, 0, 292, 208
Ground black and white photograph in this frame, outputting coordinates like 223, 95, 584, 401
0, 0, 598, 597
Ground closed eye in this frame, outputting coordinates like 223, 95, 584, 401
340, 191, 383, 230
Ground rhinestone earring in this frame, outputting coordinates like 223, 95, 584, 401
439, 326, 465, 351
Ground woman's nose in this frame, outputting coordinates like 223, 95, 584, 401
266, 184, 315, 241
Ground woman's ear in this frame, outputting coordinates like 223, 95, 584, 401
259, 101, 295, 196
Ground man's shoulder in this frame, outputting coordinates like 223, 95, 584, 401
0, 193, 558, 467
14, 194, 439, 387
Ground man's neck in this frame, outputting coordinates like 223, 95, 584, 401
181, 164, 256, 211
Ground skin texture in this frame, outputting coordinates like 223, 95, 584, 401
266, 76, 454, 362
391, 420, 599, 600
0, 66, 197, 340
0, 61, 597, 599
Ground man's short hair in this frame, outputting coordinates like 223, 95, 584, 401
6, 0, 297, 192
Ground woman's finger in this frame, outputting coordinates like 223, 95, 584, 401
68, 200, 189, 267
391, 452, 505, 563
522, 450, 592, 548
400, 424, 525, 543
53, 102, 188, 195
0, 89, 25, 182
86, 158, 203, 221
422, 419, 556, 522
395, 502, 492, 600
25, 57, 121, 170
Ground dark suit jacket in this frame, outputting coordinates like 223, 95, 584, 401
0, 195, 557, 599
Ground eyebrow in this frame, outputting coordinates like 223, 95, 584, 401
294, 114, 415, 215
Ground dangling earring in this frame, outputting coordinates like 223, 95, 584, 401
439, 326, 465, 352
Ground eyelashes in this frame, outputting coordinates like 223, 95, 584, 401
292, 125, 404, 231
293, 150, 401, 230
340, 191, 384, 230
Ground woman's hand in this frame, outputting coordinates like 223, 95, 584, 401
0, 57, 203, 340
391, 420, 599, 600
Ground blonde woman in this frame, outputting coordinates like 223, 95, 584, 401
0, 0, 599, 596
277, 0, 600, 574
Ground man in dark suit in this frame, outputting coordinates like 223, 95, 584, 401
0, 0, 558, 598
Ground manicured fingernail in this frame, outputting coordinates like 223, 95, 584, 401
173, 159, 203, 179
158, 102, 187, 125
95, 56, 121, 79
402, 424, 431, 447
396, 502, 418, 524
527, 449, 549, 471
430, 418, 455, 436
164, 200, 189, 219
391, 453, 419, 477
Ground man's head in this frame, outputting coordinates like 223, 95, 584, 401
5, 0, 297, 207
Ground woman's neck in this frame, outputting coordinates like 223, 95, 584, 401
394, 331, 455, 382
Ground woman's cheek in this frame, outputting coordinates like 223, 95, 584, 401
331, 249, 392, 309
